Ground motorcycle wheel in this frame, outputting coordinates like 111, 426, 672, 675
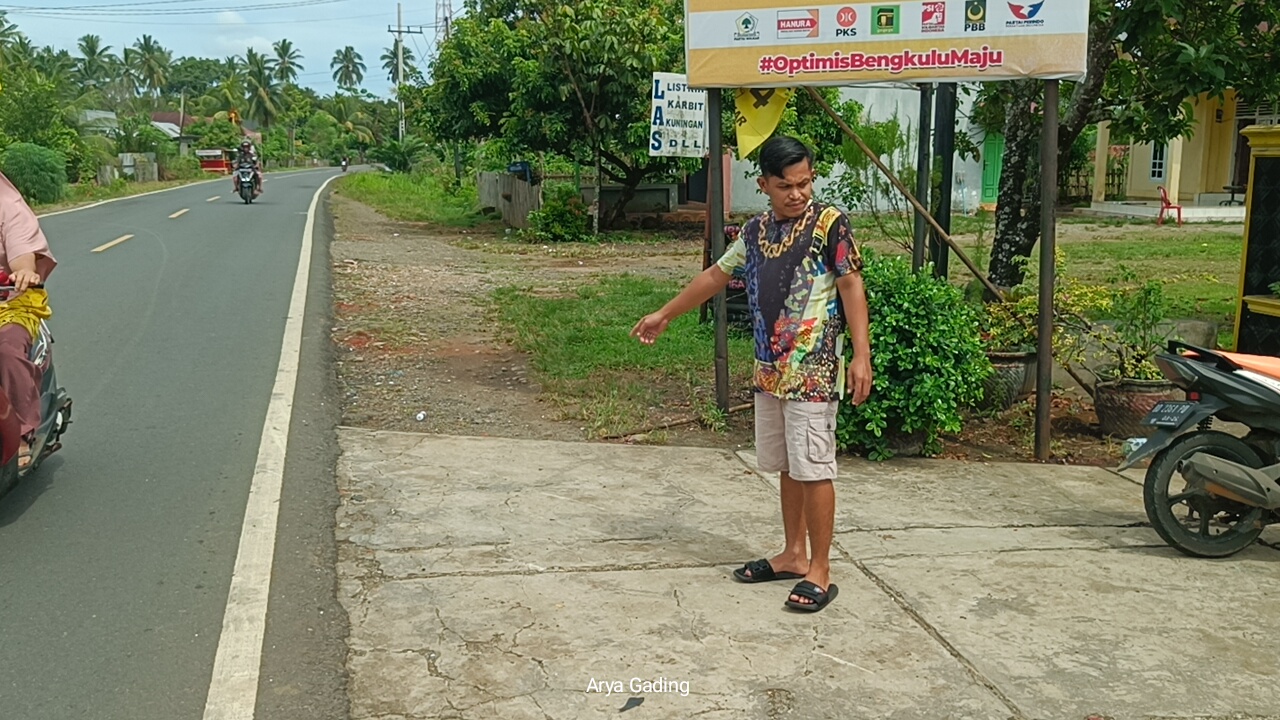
241, 184, 252, 204
1144, 431, 1267, 558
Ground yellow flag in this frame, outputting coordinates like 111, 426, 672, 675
733, 87, 795, 160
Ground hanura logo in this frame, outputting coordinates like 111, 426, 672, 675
1006, 0, 1046, 27
835, 6, 859, 37
777, 9, 819, 39
871, 5, 900, 35
964, 0, 987, 31
734, 12, 761, 41
921, 1, 946, 32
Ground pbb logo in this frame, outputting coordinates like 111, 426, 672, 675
965, 0, 987, 31
1006, 0, 1046, 26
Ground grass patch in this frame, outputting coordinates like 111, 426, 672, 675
336, 171, 483, 227
493, 274, 754, 436
33, 176, 215, 213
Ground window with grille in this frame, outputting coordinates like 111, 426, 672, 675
1151, 143, 1167, 181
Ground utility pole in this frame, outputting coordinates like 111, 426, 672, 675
388, 3, 425, 141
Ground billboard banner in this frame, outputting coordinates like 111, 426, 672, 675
685, 0, 1089, 88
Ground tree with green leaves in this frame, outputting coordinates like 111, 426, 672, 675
75, 35, 116, 91
978, 0, 1280, 289
330, 46, 365, 91
245, 48, 282, 133
380, 41, 416, 84
272, 39, 303, 85
129, 34, 172, 102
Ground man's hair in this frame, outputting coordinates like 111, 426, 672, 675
759, 136, 813, 179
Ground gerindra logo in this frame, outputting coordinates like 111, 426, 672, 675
1006, 0, 1046, 26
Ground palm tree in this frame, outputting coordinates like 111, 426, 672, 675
330, 46, 365, 91
130, 34, 172, 100
272, 39, 303, 85
325, 94, 374, 144
245, 48, 282, 132
32, 46, 76, 86
75, 34, 116, 90
0, 11, 22, 53
380, 40, 416, 84
200, 59, 246, 116
2, 34, 35, 70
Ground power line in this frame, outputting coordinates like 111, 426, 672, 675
8, 9, 395, 24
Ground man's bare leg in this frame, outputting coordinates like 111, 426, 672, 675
767, 471, 809, 576
789, 478, 835, 604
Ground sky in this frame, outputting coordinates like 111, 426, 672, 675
2, 0, 446, 97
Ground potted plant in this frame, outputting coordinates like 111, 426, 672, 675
1063, 269, 1182, 438
977, 289, 1040, 411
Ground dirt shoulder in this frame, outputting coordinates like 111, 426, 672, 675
329, 194, 753, 448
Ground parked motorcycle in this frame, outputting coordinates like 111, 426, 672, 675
1120, 340, 1280, 557
0, 283, 72, 498
233, 161, 258, 204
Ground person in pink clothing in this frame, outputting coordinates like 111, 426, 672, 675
0, 171, 58, 468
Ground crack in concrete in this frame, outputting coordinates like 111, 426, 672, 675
846, 554, 1029, 720
835, 520, 1150, 534
384, 558, 741, 580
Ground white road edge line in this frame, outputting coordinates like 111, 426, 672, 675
35, 168, 333, 220
201, 173, 340, 720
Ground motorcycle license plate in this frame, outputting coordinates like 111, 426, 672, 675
1143, 400, 1195, 428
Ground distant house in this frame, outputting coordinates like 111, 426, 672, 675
79, 110, 119, 136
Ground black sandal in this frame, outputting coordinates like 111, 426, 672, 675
784, 581, 839, 612
732, 558, 804, 584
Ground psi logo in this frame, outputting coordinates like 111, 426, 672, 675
921, 1, 946, 32
965, 0, 987, 31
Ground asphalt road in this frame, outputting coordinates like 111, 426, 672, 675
0, 170, 349, 720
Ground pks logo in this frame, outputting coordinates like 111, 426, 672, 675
921, 1, 946, 32
965, 0, 987, 31
734, 12, 761, 41
835, 6, 859, 37
1006, 0, 1046, 26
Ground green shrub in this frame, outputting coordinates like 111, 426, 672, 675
837, 251, 992, 460
1, 142, 67, 204
528, 182, 590, 242
161, 154, 204, 180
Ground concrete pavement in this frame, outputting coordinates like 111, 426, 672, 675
337, 429, 1280, 720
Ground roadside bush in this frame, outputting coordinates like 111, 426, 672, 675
837, 251, 992, 460
0, 142, 67, 205
161, 154, 204, 180
528, 182, 590, 243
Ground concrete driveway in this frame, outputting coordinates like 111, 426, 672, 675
336, 429, 1280, 720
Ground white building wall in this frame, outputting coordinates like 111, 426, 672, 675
730, 84, 985, 216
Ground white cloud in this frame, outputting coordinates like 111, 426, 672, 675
217, 11, 246, 26
215, 34, 274, 55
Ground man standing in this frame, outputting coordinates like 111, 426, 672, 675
631, 136, 872, 613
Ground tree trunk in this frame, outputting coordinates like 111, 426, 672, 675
988, 80, 1042, 289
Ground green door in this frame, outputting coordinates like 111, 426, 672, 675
981, 133, 1005, 207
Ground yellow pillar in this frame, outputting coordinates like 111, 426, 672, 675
1166, 135, 1184, 202
1091, 121, 1110, 203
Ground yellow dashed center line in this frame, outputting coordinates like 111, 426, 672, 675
169, 208, 190, 218
92, 234, 134, 253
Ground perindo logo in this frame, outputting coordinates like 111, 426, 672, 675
835, 6, 859, 37
734, 12, 761, 41
1006, 0, 1046, 27
965, 0, 987, 31
777, 9, 820, 39
921, 1, 946, 32
871, 5, 900, 35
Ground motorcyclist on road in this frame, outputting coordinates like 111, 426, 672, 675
234, 140, 264, 196
0, 171, 57, 470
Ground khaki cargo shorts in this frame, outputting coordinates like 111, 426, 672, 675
754, 393, 839, 481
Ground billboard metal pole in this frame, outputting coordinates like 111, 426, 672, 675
1035, 79, 1060, 461
708, 90, 730, 412
930, 83, 957, 279
912, 83, 933, 272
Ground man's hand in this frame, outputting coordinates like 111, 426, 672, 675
848, 354, 873, 405
631, 312, 670, 345
11, 269, 41, 294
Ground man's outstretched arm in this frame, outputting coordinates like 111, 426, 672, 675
631, 265, 735, 345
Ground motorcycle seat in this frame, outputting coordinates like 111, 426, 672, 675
1220, 350, 1280, 380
